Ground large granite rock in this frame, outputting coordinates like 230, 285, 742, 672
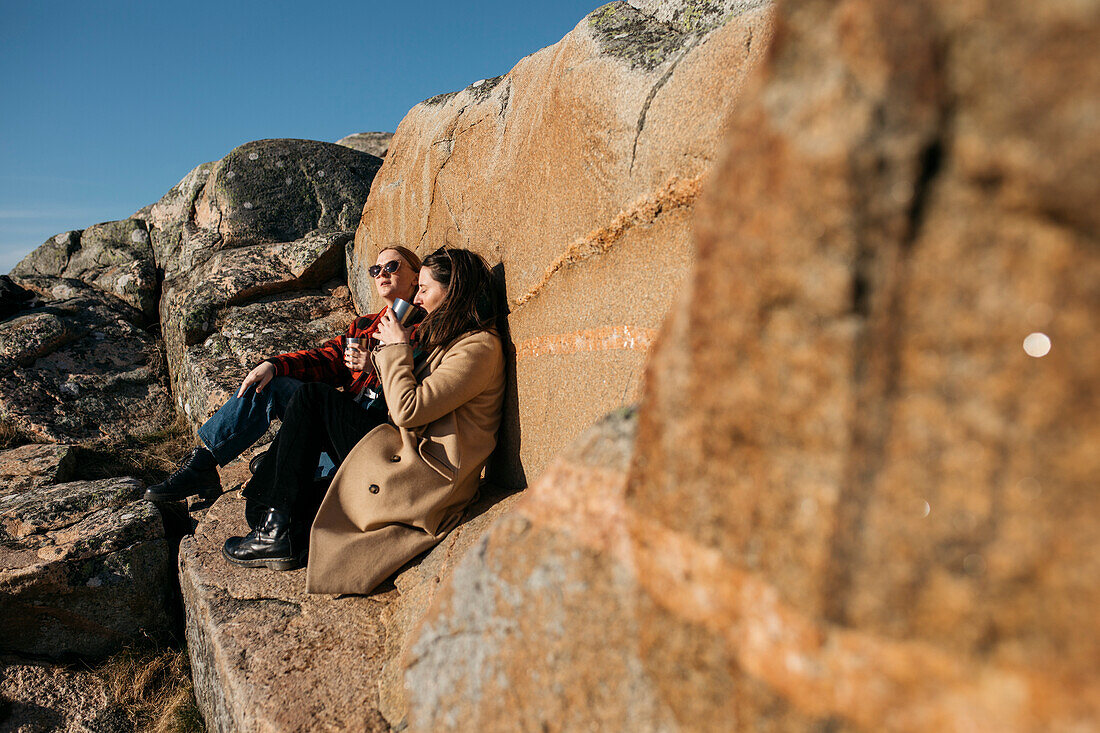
173, 280, 356, 430
351, 0, 774, 485
404, 410, 654, 731
375, 488, 522, 729
11, 220, 158, 322
144, 140, 380, 286
193, 139, 382, 252
405, 0, 1100, 729
0, 277, 174, 444
0, 445, 172, 659
146, 139, 382, 436
336, 132, 394, 158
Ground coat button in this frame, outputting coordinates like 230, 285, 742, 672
390, 454, 401, 463
369, 484, 380, 494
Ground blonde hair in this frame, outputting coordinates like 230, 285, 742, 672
377, 245, 422, 272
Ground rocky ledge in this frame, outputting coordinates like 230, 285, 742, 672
179, 480, 520, 732
0, 445, 173, 659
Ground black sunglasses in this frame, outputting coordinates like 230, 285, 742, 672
368, 259, 401, 278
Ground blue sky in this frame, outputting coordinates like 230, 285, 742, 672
0, 0, 603, 273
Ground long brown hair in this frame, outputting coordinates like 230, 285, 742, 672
416, 247, 502, 351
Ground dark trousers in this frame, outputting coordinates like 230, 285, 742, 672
242, 382, 386, 519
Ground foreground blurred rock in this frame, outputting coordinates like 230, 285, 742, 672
406, 410, 649, 730
352, 0, 774, 485
0, 277, 173, 444
0, 445, 172, 659
408, 0, 1100, 730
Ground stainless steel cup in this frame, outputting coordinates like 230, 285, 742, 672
391, 298, 427, 327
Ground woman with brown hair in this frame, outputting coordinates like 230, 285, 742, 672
224, 247, 506, 594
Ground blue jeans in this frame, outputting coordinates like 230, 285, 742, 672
197, 377, 337, 478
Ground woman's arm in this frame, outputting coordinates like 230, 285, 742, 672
374, 331, 502, 428
263, 311, 386, 385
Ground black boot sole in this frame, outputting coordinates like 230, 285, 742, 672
221, 544, 305, 571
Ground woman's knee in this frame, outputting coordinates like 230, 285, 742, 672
285, 382, 333, 413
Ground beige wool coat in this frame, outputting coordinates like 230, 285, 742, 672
305, 329, 504, 595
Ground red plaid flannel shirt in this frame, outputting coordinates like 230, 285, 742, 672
265, 309, 386, 397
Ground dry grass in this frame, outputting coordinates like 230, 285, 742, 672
0, 414, 194, 486
0, 417, 46, 450
73, 416, 196, 485
90, 645, 205, 732
3, 415, 205, 730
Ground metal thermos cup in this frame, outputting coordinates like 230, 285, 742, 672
391, 298, 427, 327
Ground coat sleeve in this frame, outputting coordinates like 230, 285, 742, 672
373, 331, 502, 429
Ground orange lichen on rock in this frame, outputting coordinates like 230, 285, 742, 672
512, 173, 704, 308
515, 325, 658, 360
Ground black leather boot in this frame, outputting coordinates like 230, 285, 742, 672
144, 447, 221, 502
222, 508, 303, 571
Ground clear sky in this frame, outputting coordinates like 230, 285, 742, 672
0, 0, 604, 273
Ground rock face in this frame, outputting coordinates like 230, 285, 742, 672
178, 485, 517, 733
351, 0, 774, 485
399, 0, 1100, 730
336, 132, 394, 158
0, 277, 174, 444
0, 656, 122, 732
405, 411, 650, 731
158, 231, 355, 428
11, 220, 158, 323
142, 139, 383, 434
192, 139, 381, 252
0, 445, 172, 659
174, 282, 356, 430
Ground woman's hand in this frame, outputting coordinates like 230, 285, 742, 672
343, 343, 372, 372
374, 310, 412, 347
236, 361, 276, 398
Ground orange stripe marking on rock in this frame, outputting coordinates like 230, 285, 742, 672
515, 326, 658, 360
